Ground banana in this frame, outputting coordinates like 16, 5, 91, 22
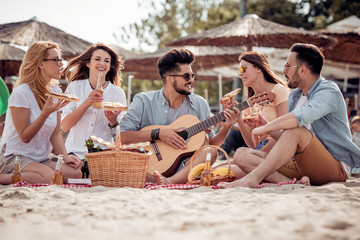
212, 167, 234, 177
187, 163, 205, 182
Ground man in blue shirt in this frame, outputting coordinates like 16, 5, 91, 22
219, 43, 360, 188
120, 48, 238, 183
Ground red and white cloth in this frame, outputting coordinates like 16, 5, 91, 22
13, 179, 298, 190
145, 178, 298, 190
145, 183, 217, 190
13, 181, 91, 188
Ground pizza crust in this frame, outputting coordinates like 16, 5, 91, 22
46, 92, 80, 102
101, 102, 128, 111
220, 88, 241, 105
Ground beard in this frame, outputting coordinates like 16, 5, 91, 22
286, 71, 301, 89
173, 79, 191, 95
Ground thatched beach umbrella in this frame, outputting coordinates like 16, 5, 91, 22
109, 44, 138, 60
124, 46, 243, 109
166, 14, 336, 50
320, 28, 360, 65
0, 17, 92, 59
124, 45, 245, 81
0, 43, 25, 78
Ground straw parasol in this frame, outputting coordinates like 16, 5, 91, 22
124, 45, 245, 81
0, 17, 92, 59
320, 28, 360, 65
108, 44, 138, 60
0, 43, 25, 78
166, 14, 336, 50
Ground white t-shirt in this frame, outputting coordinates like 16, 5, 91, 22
294, 94, 351, 176
61, 79, 127, 159
0, 84, 61, 161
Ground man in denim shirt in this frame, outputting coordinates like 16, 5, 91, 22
120, 48, 238, 183
219, 43, 360, 188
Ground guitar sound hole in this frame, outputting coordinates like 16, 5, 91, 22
177, 130, 188, 140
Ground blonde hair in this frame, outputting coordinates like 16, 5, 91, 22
16, 41, 61, 109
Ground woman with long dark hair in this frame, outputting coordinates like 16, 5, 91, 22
61, 43, 127, 162
235, 51, 290, 153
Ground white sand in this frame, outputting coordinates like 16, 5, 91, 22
0, 178, 360, 240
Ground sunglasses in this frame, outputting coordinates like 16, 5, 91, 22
284, 64, 302, 69
237, 65, 247, 74
168, 73, 195, 81
43, 58, 63, 66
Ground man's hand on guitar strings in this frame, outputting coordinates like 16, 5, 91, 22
223, 108, 241, 127
158, 128, 187, 149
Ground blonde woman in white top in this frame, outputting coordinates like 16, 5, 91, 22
61, 43, 127, 160
0, 41, 82, 184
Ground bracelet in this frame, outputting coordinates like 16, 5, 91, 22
108, 122, 119, 129
151, 128, 160, 141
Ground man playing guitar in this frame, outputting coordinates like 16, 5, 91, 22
120, 48, 239, 184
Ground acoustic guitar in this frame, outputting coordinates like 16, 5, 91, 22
141, 91, 275, 177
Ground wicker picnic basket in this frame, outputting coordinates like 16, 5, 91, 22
187, 145, 236, 186
85, 127, 150, 188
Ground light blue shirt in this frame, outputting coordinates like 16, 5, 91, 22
120, 88, 215, 138
289, 77, 360, 169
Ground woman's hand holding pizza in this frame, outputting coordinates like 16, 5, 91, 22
42, 96, 70, 118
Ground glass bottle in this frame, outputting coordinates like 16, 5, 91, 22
11, 156, 22, 184
92, 71, 103, 109
51, 154, 63, 185
200, 152, 212, 187
81, 157, 89, 179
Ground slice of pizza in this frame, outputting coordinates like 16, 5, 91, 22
46, 92, 80, 102
242, 104, 261, 120
220, 88, 241, 106
101, 102, 128, 111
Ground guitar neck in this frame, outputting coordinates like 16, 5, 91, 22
186, 100, 250, 137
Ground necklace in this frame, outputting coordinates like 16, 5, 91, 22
89, 79, 107, 90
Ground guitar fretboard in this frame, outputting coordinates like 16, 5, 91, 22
186, 100, 250, 137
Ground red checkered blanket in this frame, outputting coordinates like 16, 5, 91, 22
12, 179, 298, 190
13, 181, 91, 188
145, 178, 298, 190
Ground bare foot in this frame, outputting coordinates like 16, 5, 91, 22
153, 171, 170, 185
298, 176, 311, 186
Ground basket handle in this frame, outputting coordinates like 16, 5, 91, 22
115, 125, 121, 151
188, 145, 231, 176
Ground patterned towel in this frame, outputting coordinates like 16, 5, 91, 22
13, 179, 298, 190
145, 178, 298, 190
13, 181, 91, 188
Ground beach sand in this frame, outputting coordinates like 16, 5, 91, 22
0, 178, 360, 240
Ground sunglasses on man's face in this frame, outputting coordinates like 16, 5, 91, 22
237, 65, 247, 74
168, 73, 195, 81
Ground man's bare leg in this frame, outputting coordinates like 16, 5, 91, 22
218, 127, 312, 188
154, 148, 218, 185
234, 147, 292, 183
